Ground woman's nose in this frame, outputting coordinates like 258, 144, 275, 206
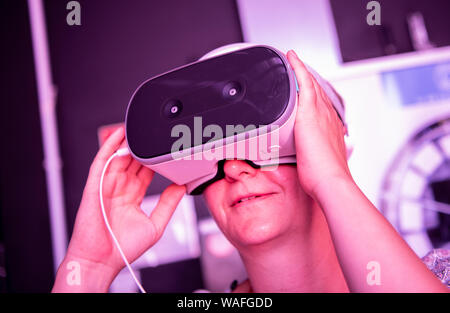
223, 159, 257, 183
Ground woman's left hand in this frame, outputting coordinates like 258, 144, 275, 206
286, 50, 352, 199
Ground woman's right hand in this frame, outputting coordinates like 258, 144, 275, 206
52, 126, 186, 292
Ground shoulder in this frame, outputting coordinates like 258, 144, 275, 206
421, 249, 450, 288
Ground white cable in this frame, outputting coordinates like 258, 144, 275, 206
99, 148, 147, 293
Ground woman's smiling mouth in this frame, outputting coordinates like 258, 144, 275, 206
231, 193, 276, 207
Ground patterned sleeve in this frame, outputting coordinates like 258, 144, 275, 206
421, 249, 450, 288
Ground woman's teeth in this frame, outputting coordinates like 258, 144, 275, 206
238, 195, 258, 203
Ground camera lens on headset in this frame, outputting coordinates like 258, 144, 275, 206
222, 81, 243, 100
163, 99, 183, 118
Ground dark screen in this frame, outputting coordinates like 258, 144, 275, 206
126, 46, 291, 159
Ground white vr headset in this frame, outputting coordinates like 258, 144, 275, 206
125, 43, 347, 194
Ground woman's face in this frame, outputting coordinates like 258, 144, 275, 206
203, 160, 313, 248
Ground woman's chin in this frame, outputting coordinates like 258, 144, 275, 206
231, 218, 284, 247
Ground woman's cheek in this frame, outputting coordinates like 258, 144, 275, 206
203, 184, 229, 227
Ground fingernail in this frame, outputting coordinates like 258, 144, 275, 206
290, 50, 299, 59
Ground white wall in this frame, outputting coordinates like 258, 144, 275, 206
236, 0, 342, 78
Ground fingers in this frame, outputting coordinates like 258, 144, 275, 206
286, 50, 316, 105
287, 50, 341, 124
149, 184, 186, 239
136, 166, 154, 200
137, 166, 154, 185
89, 126, 125, 177
108, 140, 133, 173
126, 158, 143, 176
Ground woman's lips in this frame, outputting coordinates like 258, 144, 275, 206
231, 193, 275, 208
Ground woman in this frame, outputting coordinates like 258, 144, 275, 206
52, 50, 448, 292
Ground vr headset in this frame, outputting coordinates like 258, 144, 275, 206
125, 43, 346, 194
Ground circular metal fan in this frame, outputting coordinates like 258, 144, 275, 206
380, 117, 450, 257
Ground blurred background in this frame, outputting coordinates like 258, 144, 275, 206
1, 0, 449, 292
